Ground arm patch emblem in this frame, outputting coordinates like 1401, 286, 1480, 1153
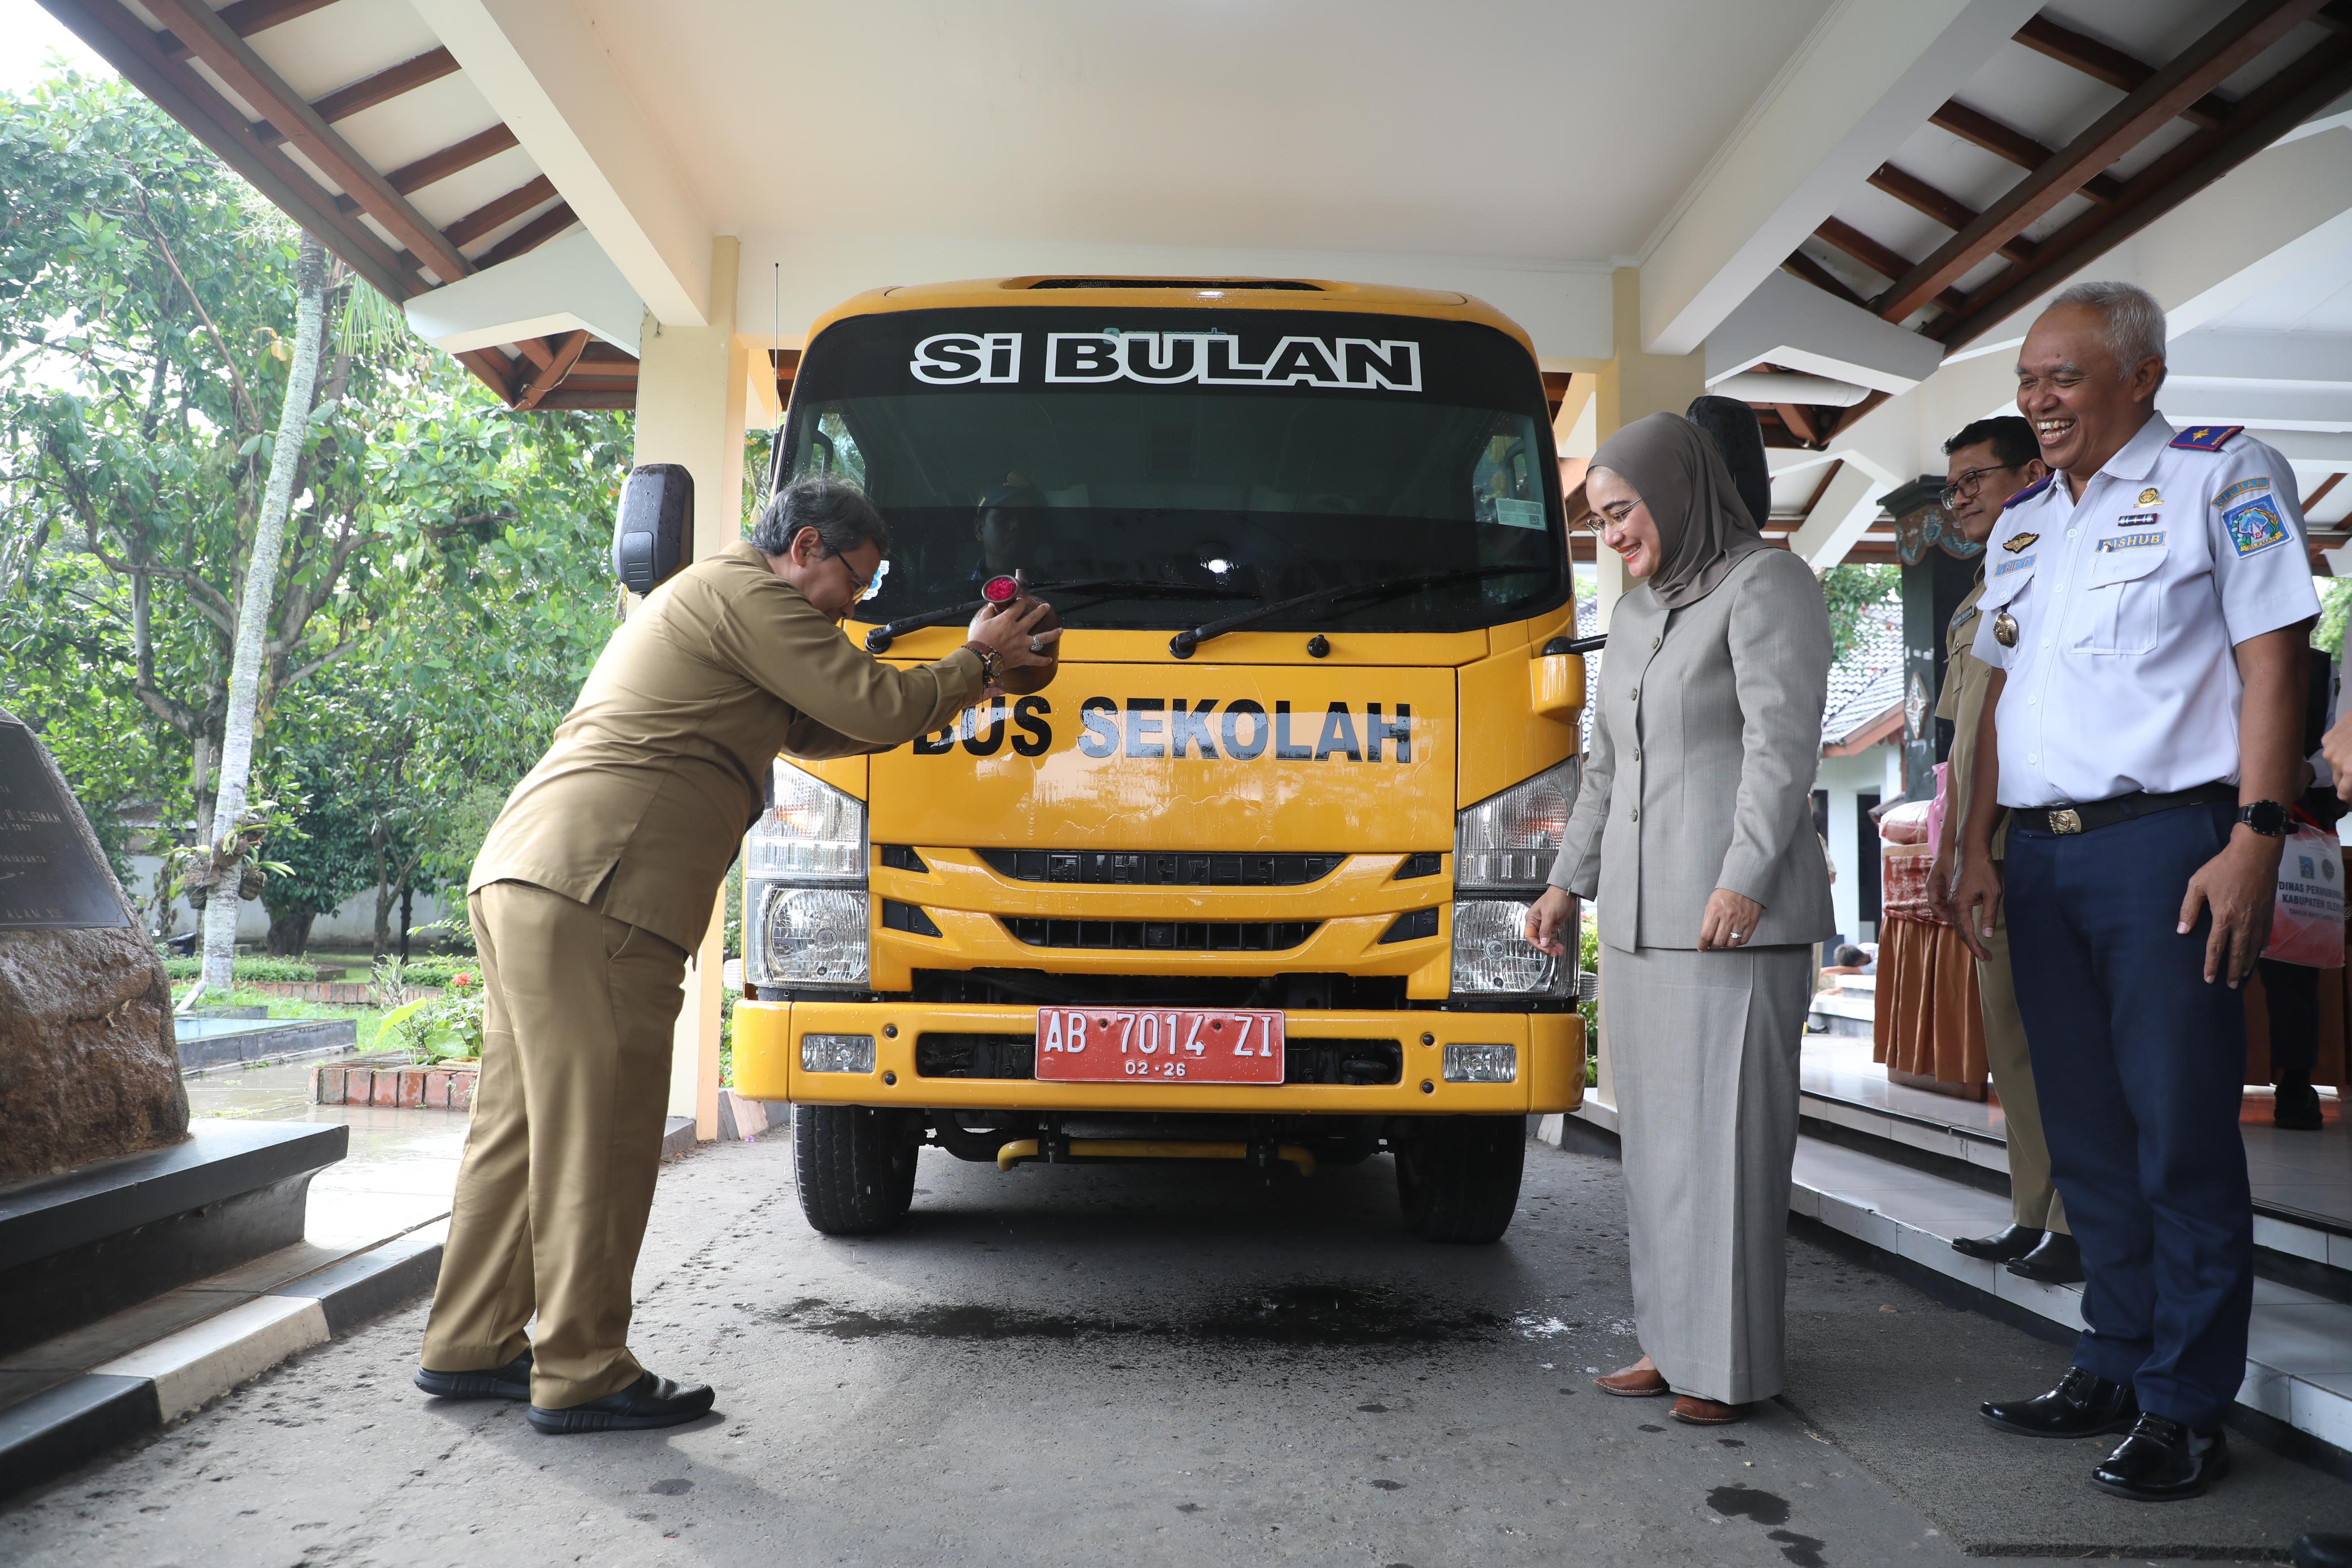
2213, 475, 2271, 509
2224, 495, 2288, 557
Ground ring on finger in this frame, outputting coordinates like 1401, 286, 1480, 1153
1028, 635, 1047, 655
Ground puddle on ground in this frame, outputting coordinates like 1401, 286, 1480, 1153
1706, 1485, 1791, 1526
766, 1284, 1508, 1348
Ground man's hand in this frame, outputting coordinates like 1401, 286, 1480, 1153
1925, 851, 1956, 928
1697, 889, 1764, 952
2178, 829, 2282, 987
2327, 707, 2352, 805
1524, 886, 1573, 956
1951, 851, 2002, 960
966, 596, 1062, 669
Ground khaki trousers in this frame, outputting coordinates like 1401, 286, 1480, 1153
1977, 912, 2069, 1235
420, 880, 687, 1408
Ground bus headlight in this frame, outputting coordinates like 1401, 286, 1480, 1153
745, 761, 869, 989
1449, 899, 1563, 994
1452, 760, 1577, 997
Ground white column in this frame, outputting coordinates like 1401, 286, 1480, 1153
633, 236, 746, 1141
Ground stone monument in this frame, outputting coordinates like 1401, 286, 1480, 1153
0, 707, 188, 1183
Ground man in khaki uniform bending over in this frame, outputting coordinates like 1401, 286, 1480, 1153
1927, 417, 2078, 1285
414, 477, 1058, 1433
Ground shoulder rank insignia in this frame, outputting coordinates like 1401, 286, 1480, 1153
2169, 425, 2243, 452
2001, 531, 2039, 553
2002, 474, 2053, 508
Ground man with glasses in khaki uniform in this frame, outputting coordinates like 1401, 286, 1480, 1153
414, 477, 1057, 1433
1928, 417, 2079, 1285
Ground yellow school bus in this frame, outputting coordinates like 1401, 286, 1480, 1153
732, 277, 1584, 1241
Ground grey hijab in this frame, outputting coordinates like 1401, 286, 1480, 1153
1592, 412, 1769, 610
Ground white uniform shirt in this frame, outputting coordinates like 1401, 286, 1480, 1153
1971, 414, 2318, 808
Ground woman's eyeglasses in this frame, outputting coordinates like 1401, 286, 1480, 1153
1571, 498, 1643, 536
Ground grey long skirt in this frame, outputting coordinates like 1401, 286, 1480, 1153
1607, 941, 1811, 1405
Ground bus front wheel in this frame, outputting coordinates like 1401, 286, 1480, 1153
1394, 1116, 1524, 1244
795, 1105, 918, 1236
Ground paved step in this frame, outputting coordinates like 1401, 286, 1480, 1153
1555, 1097, 2352, 1458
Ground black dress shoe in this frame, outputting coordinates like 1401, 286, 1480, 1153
2295, 1531, 2352, 1567
414, 1348, 532, 1401
1981, 1366, 2138, 1438
2277, 1080, 2325, 1131
2094, 1414, 2229, 1501
2007, 1230, 2085, 1284
1953, 1223, 2045, 1263
527, 1371, 716, 1435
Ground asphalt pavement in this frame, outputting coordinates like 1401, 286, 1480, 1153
2, 1129, 2340, 1566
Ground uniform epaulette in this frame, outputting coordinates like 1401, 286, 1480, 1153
2001, 474, 2053, 509
2169, 425, 2243, 452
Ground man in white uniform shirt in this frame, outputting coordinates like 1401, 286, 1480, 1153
1950, 281, 2315, 1502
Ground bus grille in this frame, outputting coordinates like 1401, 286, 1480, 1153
978, 851, 1343, 887
1001, 918, 1320, 952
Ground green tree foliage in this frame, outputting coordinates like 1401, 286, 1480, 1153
1821, 563, 1901, 664
1, 69, 631, 948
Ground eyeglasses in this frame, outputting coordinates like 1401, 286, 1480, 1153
830, 551, 881, 603
1940, 464, 2020, 510
1571, 498, 1644, 536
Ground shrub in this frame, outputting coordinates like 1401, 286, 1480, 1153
158, 955, 325, 983
384, 971, 486, 1064
395, 956, 478, 989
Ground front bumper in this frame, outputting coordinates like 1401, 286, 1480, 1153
734, 999, 1584, 1115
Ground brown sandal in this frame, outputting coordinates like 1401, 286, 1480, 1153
1593, 1362, 1670, 1397
1670, 1394, 1746, 1425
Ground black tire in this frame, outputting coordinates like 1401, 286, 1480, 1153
794, 1106, 918, 1235
1395, 1116, 1525, 1243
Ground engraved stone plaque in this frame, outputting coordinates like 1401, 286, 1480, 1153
0, 720, 128, 929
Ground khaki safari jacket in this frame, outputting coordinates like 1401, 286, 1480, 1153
470, 540, 985, 952
1932, 569, 2008, 861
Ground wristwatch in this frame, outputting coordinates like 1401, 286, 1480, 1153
969, 645, 1005, 686
2238, 799, 2292, 838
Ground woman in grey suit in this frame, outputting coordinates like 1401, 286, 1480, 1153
1525, 413, 1832, 1426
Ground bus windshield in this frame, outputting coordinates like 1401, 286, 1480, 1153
779, 306, 1567, 634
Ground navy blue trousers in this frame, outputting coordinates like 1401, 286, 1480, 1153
2003, 801, 2252, 1429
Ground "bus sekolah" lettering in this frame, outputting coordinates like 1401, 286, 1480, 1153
912, 698, 1411, 762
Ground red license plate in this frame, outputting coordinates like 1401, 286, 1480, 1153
1034, 1007, 1285, 1084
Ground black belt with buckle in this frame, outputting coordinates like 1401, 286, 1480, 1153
2011, 782, 2237, 837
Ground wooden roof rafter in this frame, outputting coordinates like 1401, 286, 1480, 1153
1770, 1, 2352, 364
1875, 0, 2328, 326
40, 0, 629, 412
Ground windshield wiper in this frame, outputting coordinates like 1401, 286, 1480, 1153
1168, 565, 1550, 659
862, 578, 1250, 653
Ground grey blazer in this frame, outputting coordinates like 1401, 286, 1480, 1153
1550, 548, 1835, 951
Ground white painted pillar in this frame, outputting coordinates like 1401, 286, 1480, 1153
634, 236, 746, 1141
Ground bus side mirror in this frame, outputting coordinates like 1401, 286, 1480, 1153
1532, 636, 1596, 722
612, 462, 693, 595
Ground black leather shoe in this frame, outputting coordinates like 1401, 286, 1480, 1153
527, 1371, 715, 1435
2094, 1414, 2229, 1501
1981, 1367, 2138, 1438
414, 1348, 531, 1401
2007, 1230, 2085, 1284
2295, 1531, 2352, 1567
1953, 1223, 2046, 1263
2277, 1080, 2325, 1131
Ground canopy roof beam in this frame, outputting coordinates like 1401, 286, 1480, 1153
1875, 0, 2330, 325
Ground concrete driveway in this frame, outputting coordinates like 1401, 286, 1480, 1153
3, 1132, 2341, 1566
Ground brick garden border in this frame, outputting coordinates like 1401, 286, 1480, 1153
312, 1060, 475, 1110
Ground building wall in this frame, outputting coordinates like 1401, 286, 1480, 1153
127, 853, 452, 950
1815, 743, 1903, 946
